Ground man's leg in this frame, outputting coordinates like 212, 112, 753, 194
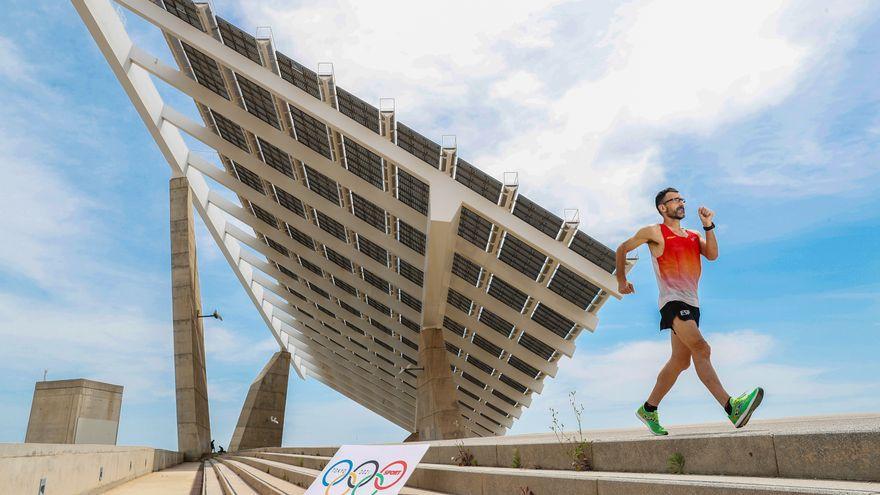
670, 317, 730, 407
646, 330, 692, 407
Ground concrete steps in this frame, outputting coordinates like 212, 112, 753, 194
250, 414, 880, 482
238, 452, 880, 495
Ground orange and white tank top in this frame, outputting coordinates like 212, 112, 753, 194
651, 223, 702, 308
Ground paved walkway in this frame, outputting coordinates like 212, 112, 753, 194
103, 462, 200, 494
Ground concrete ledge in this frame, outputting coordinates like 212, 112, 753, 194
250, 414, 880, 482
0, 443, 184, 495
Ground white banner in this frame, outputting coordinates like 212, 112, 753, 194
304, 443, 430, 495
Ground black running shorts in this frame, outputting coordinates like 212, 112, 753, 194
660, 300, 700, 332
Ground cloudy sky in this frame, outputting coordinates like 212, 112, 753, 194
0, 0, 877, 449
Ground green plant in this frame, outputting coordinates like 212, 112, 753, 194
452, 441, 477, 467
549, 391, 592, 471
667, 452, 685, 474
512, 448, 522, 469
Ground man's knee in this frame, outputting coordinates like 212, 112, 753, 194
690, 338, 711, 359
670, 356, 691, 372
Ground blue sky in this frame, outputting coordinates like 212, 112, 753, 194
0, 0, 877, 450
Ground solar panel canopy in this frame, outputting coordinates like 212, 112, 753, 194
78, 0, 631, 438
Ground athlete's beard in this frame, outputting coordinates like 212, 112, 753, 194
672, 207, 685, 220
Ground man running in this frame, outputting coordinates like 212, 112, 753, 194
614, 187, 763, 435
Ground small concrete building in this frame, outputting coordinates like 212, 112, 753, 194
25, 379, 123, 445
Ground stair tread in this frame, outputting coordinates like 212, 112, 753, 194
202, 461, 223, 495
213, 460, 258, 494
223, 457, 306, 494
245, 452, 880, 494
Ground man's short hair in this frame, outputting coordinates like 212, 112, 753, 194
655, 187, 679, 212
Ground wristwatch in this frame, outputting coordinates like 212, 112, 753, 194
703, 222, 715, 231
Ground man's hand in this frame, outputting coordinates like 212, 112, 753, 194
618, 278, 635, 295
698, 206, 714, 227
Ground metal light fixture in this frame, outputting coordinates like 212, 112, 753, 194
198, 309, 223, 321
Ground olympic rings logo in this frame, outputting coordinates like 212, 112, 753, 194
321, 458, 410, 495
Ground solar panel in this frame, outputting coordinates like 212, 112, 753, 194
324, 246, 353, 272
276, 263, 298, 280
371, 319, 393, 336
236, 74, 280, 129
479, 309, 514, 338
316, 303, 335, 317
275, 51, 321, 99
232, 162, 265, 194
462, 372, 486, 389
395, 169, 429, 215
367, 296, 392, 316
315, 210, 347, 242
458, 207, 493, 250
396, 122, 440, 168
180, 42, 228, 99
286, 224, 315, 249
265, 237, 288, 256
508, 355, 539, 379
311, 285, 330, 301
454, 159, 501, 204
289, 105, 332, 159
458, 386, 479, 401
512, 194, 562, 239
333, 276, 358, 296
485, 402, 508, 418
356, 235, 388, 266
336, 87, 380, 134
274, 187, 306, 218
399, 316, 420, 333
518, 332, 555, 361
442, 317, 466, 336
304, 165, 341, 206
569, 230, 616, 274
487, 276, 528, 312
251, 204, 277, 228
548, 265, 600, 309
288, 287, 307, 301
472, 333, 503, 358
362, 268, 390, 293
446, 289, 472, 313
451, 253, 481, 286
401, 336, 418, 351
343, 138, 384, 190
397, 259, 424, 287
257, 138, 294, 178
161, 0, 204, 31
530, 303, 574, 338
210, 110, 249, 151
351, 193, 386, 232
397, 221, 426, 255
492, 390, 517, 407
216, 17, 262, 64
300, 257, 323, 277
498, 233, 546, 280
466, 355, 494, 375
399, 290, 422, 312
339, 300, 361, 318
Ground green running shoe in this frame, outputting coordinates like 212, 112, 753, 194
636, 405, 668, 436
728, 387, 764, 428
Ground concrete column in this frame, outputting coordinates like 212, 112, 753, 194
415, 328, 465, 441
170, 177, 211, 461
229, 351, 291, 452
25, 379, 123, 445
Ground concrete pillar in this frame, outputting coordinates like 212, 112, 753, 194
25, 379, 123, 445
229, 351, 291, 452
170, 177, 211, 461
415, 327, 466, 441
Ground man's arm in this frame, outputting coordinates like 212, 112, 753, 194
615, 225, 657, 294
698, 206, 719, 261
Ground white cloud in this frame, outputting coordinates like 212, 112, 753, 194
234, 0, 871, 242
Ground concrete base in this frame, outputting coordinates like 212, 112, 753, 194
228, 351, 291, 452
25, 379, 123, 445
415, 327, 466, 441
